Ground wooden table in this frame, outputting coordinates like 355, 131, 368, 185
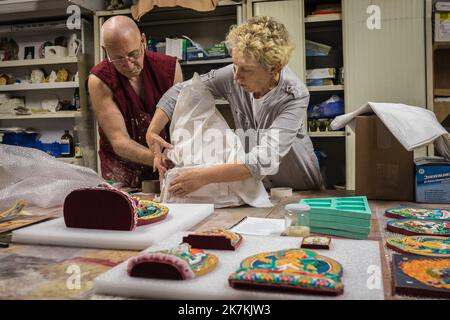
0, 190, 448, 300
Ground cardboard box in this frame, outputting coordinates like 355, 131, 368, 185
415, 157, 450, 204
355, 115, 414, 201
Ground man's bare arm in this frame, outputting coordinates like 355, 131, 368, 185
88, 74, 154, 166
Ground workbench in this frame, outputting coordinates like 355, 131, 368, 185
0, 190, 448, 300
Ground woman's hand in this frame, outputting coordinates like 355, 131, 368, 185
146, 131, 173, 176
169, 169, 209, 197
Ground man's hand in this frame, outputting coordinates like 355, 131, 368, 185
169, 169, 209, 197
146, 131, 173, 175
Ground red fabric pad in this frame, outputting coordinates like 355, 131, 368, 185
64, 188, 137, 231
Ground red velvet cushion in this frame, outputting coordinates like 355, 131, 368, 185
63, 187, 137, 231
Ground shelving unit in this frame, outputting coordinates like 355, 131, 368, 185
428, 0, 450, 131
304, 0, 346, 188
0, 16, 95, 169
245, 0, 347, 188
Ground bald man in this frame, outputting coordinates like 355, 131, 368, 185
88, 16, 183, 187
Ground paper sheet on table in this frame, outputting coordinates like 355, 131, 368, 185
330, 102, 450, 160
229, 217, 285, 236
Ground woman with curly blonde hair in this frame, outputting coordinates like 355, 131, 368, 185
146, 16, 323, 197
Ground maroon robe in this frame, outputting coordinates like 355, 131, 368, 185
89, 51, 176, 187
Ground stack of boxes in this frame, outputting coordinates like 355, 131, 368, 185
300, 196, 372, 240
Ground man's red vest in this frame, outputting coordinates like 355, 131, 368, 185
89, 51, 176, 187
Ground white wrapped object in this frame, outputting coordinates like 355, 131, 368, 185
330, 102, 450, 160
0, 144, 104, 208
161, 74, 272, 208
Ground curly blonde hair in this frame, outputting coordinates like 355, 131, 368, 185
226, 16, 294, 71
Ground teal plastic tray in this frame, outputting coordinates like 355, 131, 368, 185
300, 197, 371, 220
311, 227, 370, 240
311, 220, 371, 234
311, 214, 371, 227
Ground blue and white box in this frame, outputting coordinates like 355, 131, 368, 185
415, 157, 450, 204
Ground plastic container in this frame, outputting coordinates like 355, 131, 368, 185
308, 95, 344, 119
284, 203, 311, 237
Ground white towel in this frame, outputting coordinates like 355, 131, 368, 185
331, 102, 450, 159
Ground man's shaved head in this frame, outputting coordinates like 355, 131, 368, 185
101, 15, 141, 49
101, 15, 146, 79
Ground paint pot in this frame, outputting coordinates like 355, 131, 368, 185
270, 187, 293, 200
142, 180, 160, 194
284, 203, 311, 237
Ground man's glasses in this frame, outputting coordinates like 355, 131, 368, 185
107, 42, 144, 65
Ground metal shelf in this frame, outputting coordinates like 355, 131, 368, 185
308, 85, 344, 92
433, 43, 450, 50
305, 14, 342, 23
0, 57, 79, 68
0, 81, 79, 92
309, 131, 346, 138
435, 88, 450, 96
180, 58, 232, 66
0, 111, 81, 120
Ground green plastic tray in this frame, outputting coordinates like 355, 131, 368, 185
311, 214, 371, 227
311, 227, 370, 240
311, 220, 371, 234
300, 197, 371, 220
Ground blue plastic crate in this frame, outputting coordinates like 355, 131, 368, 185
2, 132, 39, 147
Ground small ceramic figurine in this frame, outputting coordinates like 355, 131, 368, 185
47, 71, 57, 83
30, 69, 45, 84
56, 68, 69, 82
68, 34, 81, 57
0, 74, 10, 85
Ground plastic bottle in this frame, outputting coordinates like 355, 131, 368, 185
60, 130, 74, 157
73, 129, 83, 158
284, 203, 311, 237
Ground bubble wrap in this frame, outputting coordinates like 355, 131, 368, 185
0, 144, 104, 208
